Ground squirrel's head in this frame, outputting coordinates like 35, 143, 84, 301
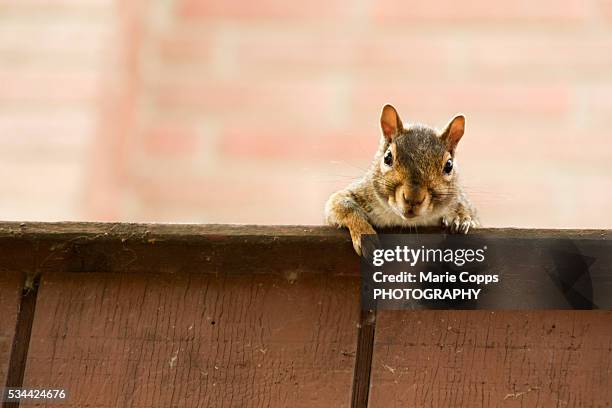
373, 104, 466, 221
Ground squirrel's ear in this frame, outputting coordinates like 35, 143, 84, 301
380, 104, 403, 141
441, 114, 465, 151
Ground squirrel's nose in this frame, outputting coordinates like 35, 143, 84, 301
403, 188, 426, 207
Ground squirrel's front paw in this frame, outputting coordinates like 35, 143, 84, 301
441, 215, 477, 234
348, 222, 377, 256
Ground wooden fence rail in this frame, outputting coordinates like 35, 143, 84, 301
0, 222, 610, 407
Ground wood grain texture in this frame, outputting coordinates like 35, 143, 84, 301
21, 271, 360, 408
0, 271, 23, 389
0, 222, 358, 277
0, 222, 608, 278
351, 309, 376, 408
0, 223, 610, 407
369, 310, 612, 407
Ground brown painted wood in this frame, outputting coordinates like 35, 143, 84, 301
351, 309, 376, 408
0, 222, 611, 407
0, 222, 358, 277
369, 310, 612, 407
0, 272, 23, 390
3, 274, 39, 408
0, 222, 607, 278
21, 271, 360, 407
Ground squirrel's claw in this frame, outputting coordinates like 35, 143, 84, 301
460, 220, 472, 234
441, 217, 449, 228
442, 216, 476, 234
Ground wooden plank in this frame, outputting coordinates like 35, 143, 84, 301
0, 271, 23, 390
351, 309, 376, 408
21, 271, 361, 407
0, 222, 610, 407
0, 223, 358, 277
3, 274, 39, 408
369, 310, 612, 407
0, 222, 608, 242
0, 222, 608, 277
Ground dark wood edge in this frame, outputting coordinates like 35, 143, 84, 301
351, 309, 377, 408
2, 274, 40, 408
0, 222, 609, 277
0, 221, 610, 241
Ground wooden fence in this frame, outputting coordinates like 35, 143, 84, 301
0, 222, 611, 407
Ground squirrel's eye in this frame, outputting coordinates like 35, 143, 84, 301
384, 151, 393, 166
443, 158, 453, 174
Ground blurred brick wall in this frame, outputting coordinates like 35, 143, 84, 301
0, 0, 113, 220
1, 0, 611, 228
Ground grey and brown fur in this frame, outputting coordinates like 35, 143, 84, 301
325, 104, 479, 255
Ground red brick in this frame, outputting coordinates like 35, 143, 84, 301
127, 165, 332, 224
1, 0, 610, 230
180, 0, 352, 20
231, 33, 449, 79
141, 125, 199, 156
0, 0, 110, 8
348, 33, 612, 82
352, 37, 449, 74
373, 0, 589, 22
0, 0, 110, 4
0, 26, 110, 57
463, 36, 612, 81
578, 85, 612, 111
571, 176, 612, 228
219, 127, 378, 161
217, 121, 611, 174
0, 113, 94, 153
598, 0, 612, 20
0, 159, 85, 220
153, 79, 339, 124
351, 84, 569, 119
458, 124, 612, 164
469, 162, 612, 229
0, 72, 99, 103
232, 33, 354, 73
230, 31, 612, 82
157, 32, 212, 63
186, 28, 612, 86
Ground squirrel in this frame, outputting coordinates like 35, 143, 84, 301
325, 104, 479, 255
